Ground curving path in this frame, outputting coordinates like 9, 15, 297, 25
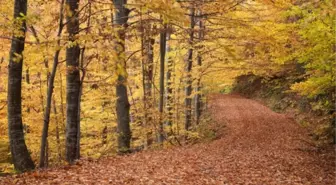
0, 94, 335, 184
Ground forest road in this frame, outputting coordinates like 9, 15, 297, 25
0, 94, 335, 185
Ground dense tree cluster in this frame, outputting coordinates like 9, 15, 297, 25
0, 0, 334, 172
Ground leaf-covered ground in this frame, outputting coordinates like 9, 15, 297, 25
1, 94, 335, 185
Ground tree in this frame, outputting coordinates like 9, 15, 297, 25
113, 0, 132, 153
184, 5, 195, 132
140, 12, 155, 147
158, 23, 167, 143
39, 0, 65, 168
165, 25, 173, 127
65, 0, 81, 163
194, 9, 204, 125
7, 0, 35, 172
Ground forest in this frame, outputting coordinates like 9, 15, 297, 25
0, 0, 335, 184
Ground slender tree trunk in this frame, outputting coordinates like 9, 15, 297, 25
143, 27, 154, 100
25, 68, 30, 84
38, 72, 45, 112
39, 0, 64, 168
59, 72, 65, 128
158, 24, 167, 143
53, 99, 62, 163
76, 1, 91, 160
140, 27, 149, 147
65, 0, 81, 163
25, 67, 30, 113
76, 47, 87, 159
194, 10, 204, 125
141, 16, 155, 147
59, 72, 65, 131
143, 37, 154, 111
185, 6, 195, 132
113, 0, 131, 153
165, 27, 173, 127
7, 0, 35, 172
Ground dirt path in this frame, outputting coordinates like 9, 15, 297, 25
1, 94, 335, 185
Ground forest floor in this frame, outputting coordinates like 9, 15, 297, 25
0, 94, 335, 185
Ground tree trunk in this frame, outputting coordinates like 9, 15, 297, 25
65, 0, 81, 163
194, 10, 204, 125
25, 68, 30, 84
185, 6, 195, 132
53, 99, 62, 163
76, 1, 91, 159
7, 0, 35, 172
38, 72, 45, 112
165, 27, 173, 127
140, 16, 155, 147
158, 24, 167, 143
113, 0, 131, 153
142, 19, 155, 99
39, 0, 64, 168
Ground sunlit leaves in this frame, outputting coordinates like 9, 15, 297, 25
287, 0, 336, 99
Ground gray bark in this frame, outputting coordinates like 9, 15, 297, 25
113, 0, 132, 153
143, 21, 155, 98
194, 11, 204, 125
65, 0, 81, 163
7, 0, 35, 172
141, 19, 155, 147
185, 7, 195, 131
158, 24, 167, 143
165, 28, 173, 127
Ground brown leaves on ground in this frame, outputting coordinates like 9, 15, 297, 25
1, 94, 335, 185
